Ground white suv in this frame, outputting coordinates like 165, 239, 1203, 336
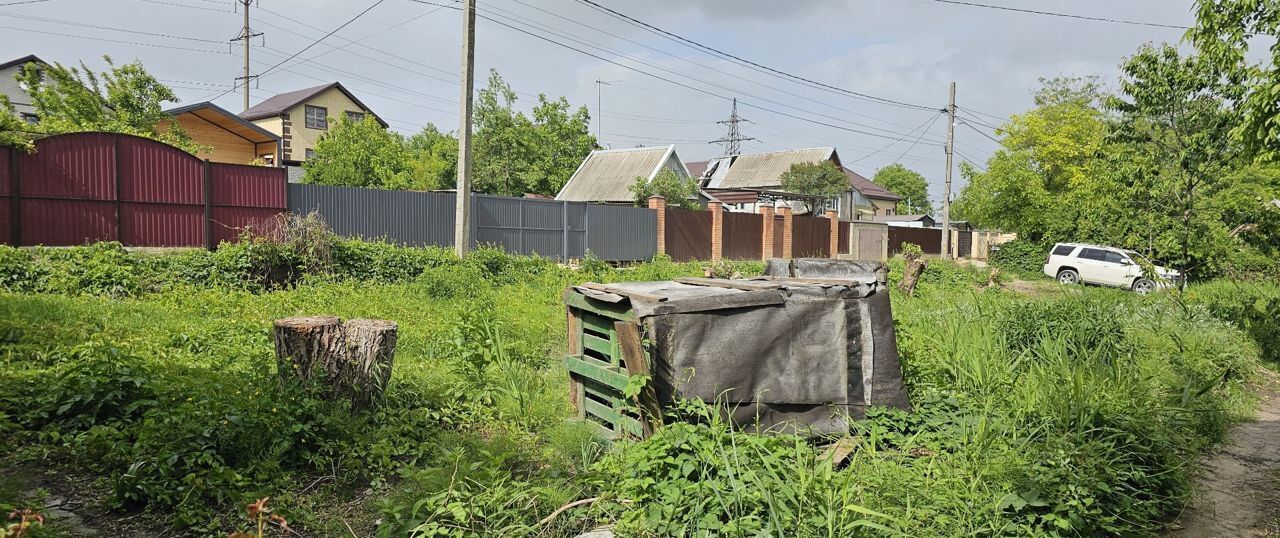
1042, 243, 1181, 294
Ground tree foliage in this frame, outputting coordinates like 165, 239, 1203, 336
1189, 0, 1280, 162
778, 160, 846, 213
9, 56, 199, 153
629, 168, 700, 210
303, 114, 415, 189
406, 124, 458, 191
872, 163, 932, 214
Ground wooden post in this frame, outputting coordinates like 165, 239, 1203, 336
759, 205, 774, 260
615, 320, 661, 437
648, 195, 666, 256
778, 205, 793, 259
708, 201, 723, 261
825, 209, 839, 259
566, 305, 584, 417
273, 316, 398, 409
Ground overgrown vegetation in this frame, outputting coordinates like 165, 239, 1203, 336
0, 232, 1271, 536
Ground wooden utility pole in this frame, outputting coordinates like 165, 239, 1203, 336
941, 82, 956, 259
454, 0, 476, 257
232, 0, 261, 112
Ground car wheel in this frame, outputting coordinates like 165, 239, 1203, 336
1056, 269, 1080, 285
1132, 278, 1155, 295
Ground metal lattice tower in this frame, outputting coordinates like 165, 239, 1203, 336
710, 98, 754, 156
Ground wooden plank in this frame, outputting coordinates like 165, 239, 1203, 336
583, 333, 612, 357
563, 356, 630, 391
579, 282, 667, 303
674, 277, 783, 291
753, 276, 874, 286
580, 312, 614, 335
563, 292, 637, 322
614, 320, 663, 438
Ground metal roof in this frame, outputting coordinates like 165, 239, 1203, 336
708, 147, 837, 189
165, 101, 280, 144
0, 54, 45, 72
844, 167, 902, 201
871, 214, 933, 222
240, 82, 387, 127
556, 145, 688, 203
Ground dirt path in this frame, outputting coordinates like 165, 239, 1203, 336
1170, 379, 1280, 537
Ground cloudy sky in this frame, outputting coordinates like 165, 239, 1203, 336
1, 0, 1197, 201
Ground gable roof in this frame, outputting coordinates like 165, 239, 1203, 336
872, 214, 932, 223
240, 82, 387, 127
165, 101, 280, 145
844, 167, 902, 201
685, 160, 709, 179
0, 54, 45, 72
707, 147, 838, 189
556, 145, 689, 203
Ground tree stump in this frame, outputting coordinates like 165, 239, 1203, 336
899, 253, 927, 297
273, 316, 398, 409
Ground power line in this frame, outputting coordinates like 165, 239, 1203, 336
924, 0, 1191, 30
849, 112, 943, 164
0, 0, 52, 6
0, 11, 227, 43
0, 25, 227, 54
139, 0, 232, 13
891, 113, 945, 164
958, 119, 1002, 145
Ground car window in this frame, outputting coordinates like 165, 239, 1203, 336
1078, 248, 1106, 261
1052, 245, 1075, 256
1103, 251, 1126, 264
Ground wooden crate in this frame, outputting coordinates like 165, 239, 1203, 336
563, 291, 647, 438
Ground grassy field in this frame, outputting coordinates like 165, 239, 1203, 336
0, 237, 1274, 537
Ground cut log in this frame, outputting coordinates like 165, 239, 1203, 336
899, 253, 927, 297
274, 315, 344, 382
273, 316, 398, 409
340, 319, 398, 408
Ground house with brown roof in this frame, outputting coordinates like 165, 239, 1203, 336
695, 148, 901, 220
556, 145, 694, 204
240, 82, 385, 166
160, 102, 280, 165
0, 54, 46, 123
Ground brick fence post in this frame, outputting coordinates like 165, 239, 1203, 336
648, 195, 666, 256
825, 209, 839, 259
778, 205, 793, 259
759, 205, 774, 260
708, 201, 723, 261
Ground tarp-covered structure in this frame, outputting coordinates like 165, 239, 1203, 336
563, 259, 909, 437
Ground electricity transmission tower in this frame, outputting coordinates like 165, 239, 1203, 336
710, 98, 754, 156
231, 0, 263, 112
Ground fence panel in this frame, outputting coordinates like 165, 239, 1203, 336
665, 207, 712, 262
117, 135, 204, 247
287, 183, 455, 247
791, 214, 830, 258
722, 211, 762, 260
566, 202, 586, 259
210, 163, 286, 245
587, 204, 656, 261
888, 226, 942, 256
17, 134, 118, 245
838, 221, 850, 255
0, 149, 10, 244
956, 229, 973, 259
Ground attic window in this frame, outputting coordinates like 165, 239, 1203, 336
345, 111, 365, 123
305, 105, 328, 130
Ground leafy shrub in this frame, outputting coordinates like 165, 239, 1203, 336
989, 238, 1049, 276
25, 342, 156, 431
1185, 280, 1280, 362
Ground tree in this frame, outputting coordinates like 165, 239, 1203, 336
629, 168, 699, 210
872, 164, 931, 214
12, 56, 200, 153
303, 114, 415, 189
0, 96, 33, 151
472, 70, 596, 196
778, 160, 846, 213
1189, 0, 1280, 162
406, 124, 458, 191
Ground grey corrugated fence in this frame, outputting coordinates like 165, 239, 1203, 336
287, 184, 656, 261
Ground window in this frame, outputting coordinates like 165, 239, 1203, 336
260, 154, 274, 165
345, 111, 365, 123
1052, 244, 1076, 256
1078, 248, 1107, 261
305, 105, 328, 129
1103, 251, 1127, 264
20, 113, 38, 125
305, 148, 315, 160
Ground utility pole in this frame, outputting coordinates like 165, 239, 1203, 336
231, 0, 262, 112
593, 79, 617, 142
710, 98, 754, 156
941, 81, 956, 259
454, 0, 476, 257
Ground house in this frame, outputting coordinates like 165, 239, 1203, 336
0, 54, 47, 123
556, 145, 693, 204
240, 81, 385, 166
696, 147, 900, 220
872, 214, 936, 227
161, 102, 280, 165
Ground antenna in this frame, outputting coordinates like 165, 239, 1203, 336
231, 0, 264, 112
594, 79, 619, 142
710, 97, 754, 156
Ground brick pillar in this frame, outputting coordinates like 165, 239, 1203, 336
778, 205, 793, 259
825, 209, 839, 259
759, 205, 774, 260
648, 196, 666, 255
708, 202, 723, 261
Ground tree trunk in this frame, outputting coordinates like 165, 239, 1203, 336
273, 316, 398, 409
899, 253, 927, 297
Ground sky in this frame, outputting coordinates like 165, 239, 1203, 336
0, 0, 1200, 203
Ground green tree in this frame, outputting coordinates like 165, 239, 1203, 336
629, 168, 699, 210
303, 114, 415, 189
778, 160, 846, 213
1189, 0, 1280, 161
12, 56, 199, 153
472, 70, 596, 196
871, 163, 932, 214
0, 95, 33, 150
406, 124, 458, 191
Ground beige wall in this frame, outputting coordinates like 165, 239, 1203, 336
158, 115, 258, 164
870, 198, 896, 216
273, 87, 370, 162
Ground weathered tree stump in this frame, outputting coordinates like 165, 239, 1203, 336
273, 316, 398, 409
899, 253, 927, 297
986, 267, 1002, 289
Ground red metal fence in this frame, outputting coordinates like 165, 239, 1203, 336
791, 214, 831, 258
665, 207, 712, 262
721, 211, 761, 260
2, 132, 286, 248
888, 226, 943, 256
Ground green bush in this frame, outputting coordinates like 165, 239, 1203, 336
989, 238, 1048, 276
1185, 280, 1280, 363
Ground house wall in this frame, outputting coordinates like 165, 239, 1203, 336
278, 87, 369, 162
870, 198, 896, 216
0, 64, 37, 117
158, 115, 258, 164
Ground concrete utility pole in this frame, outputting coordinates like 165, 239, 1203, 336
454, 0, 476, 257
232, 0, 262, 112
941, 81, 956, 259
